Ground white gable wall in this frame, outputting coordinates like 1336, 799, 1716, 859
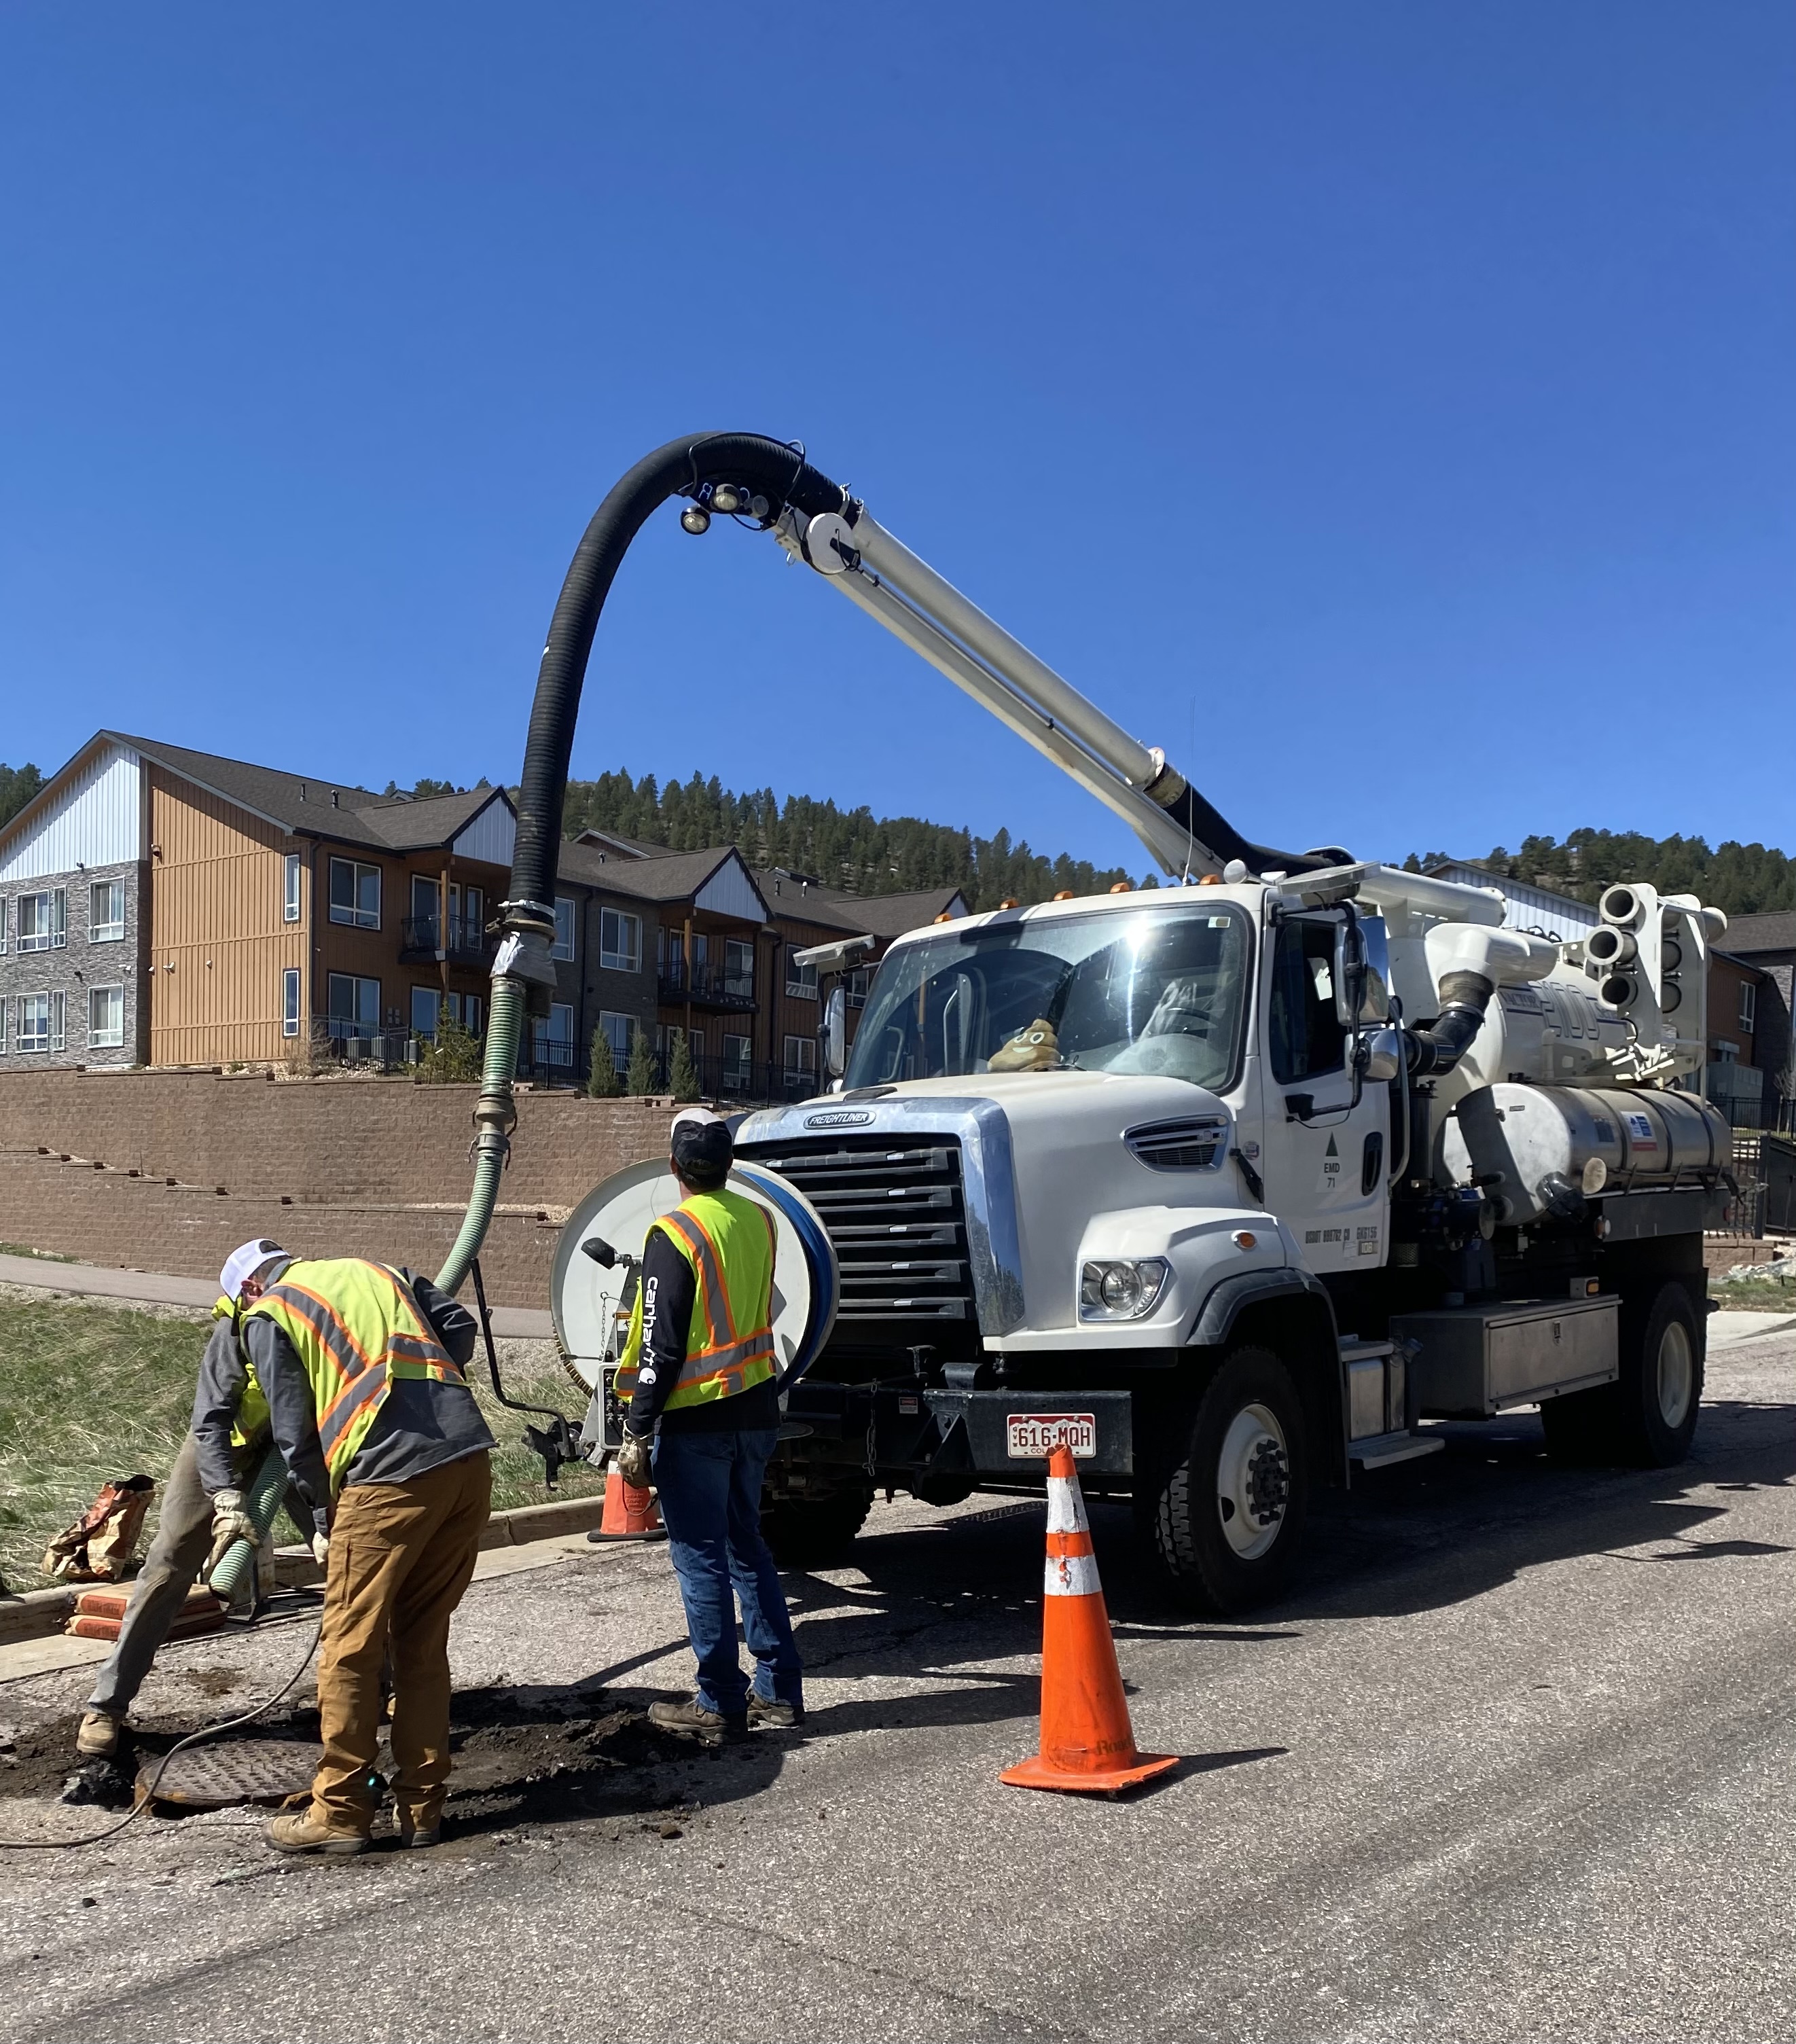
694, 855, 769, 923
0, 745, 141, 883
452, 797, 516, 867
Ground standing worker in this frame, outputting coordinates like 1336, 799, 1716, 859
238, 1249, 495, 1857
75, 1238, 318, 1762
615, 1108, 804, 1738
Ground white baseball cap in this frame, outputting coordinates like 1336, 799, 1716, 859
219, 1238, 287, 1300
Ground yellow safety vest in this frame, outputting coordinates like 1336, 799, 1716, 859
242, 1257, 466, 1493
615, 1188, 778, 1412
213, 1293, 272, 1450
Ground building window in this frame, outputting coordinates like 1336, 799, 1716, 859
16, 889, 66, 953
599, 908, 641, 973
685, 1025, 704, 1064
462, 992, 483, 1037
18, 992, 63, 1054
0, 897, 7, 953
552, 897, 577, 962
411, 986, 442, 1040
282, 968, 301, 1037
534, 1001, 575, 1069
89, 880, 126, 944
846, 965, 870, 1009
327, 859, 381, 929
725, 937, 755, 999
598, 1010, 634, 1065
284, 854, 302, 925
326, 973, 382, 1039
722, 1033, 751, 1092
89, 984, 125, 1049
785, 948, 818, 999
783, 1033, 816, 1077
1739, 981, 1757, 1033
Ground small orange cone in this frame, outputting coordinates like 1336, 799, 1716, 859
588, 1457, 668, 1543
1001, 1445, 1178, 1795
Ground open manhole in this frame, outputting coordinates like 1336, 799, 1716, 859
138, 1738, 322, 1809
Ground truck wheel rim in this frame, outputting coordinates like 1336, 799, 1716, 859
1656, 1321, 1694, 1428
1216, 1403, 1289, 1560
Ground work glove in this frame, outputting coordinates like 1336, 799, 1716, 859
616, 1433, 653, 1490
310, 1530, 331, 1568
206, 1488, 259, 1575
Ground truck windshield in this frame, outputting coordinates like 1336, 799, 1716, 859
844, 903, 1253, 1092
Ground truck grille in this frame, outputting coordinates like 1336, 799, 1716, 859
735, 1134, 976, 1329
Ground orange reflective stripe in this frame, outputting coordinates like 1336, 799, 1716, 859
274, 1279, 380, 1383
661, 1210, 737, 1350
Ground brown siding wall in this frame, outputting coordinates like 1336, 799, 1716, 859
146, 768, 305, 1066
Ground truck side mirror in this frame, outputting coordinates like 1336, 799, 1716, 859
823, 985, 848, 1079
1357, 1027, 1403, 1083
1333, 912, 1391, 1028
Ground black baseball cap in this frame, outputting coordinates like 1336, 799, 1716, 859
670, 1108, 733, 1189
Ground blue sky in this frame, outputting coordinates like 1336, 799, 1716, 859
2, 5, 1791, 874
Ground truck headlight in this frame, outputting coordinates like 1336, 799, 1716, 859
1079, 1258, 1170, 1321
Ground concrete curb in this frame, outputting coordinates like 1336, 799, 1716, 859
0, 1490, 613, 1645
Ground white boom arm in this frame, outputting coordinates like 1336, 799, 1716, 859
772, 507, 1217, 878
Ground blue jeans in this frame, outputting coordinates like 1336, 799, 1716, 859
651, 1426, 803, 1718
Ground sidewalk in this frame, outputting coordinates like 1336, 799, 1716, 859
0, 1251, 554, 1338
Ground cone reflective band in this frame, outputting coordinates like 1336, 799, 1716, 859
1001, 1446, 1178, 1795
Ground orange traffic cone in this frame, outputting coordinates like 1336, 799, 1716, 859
588, 1456, 668, 1543
1001, 1445, 1178, 1795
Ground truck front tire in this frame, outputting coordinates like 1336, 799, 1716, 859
1539, 1280, 1702, 1468
1147, 1346, 1310, 1614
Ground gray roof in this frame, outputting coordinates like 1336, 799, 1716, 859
106, 731, 509, 855
753, 872, 969, 937
1719, 911, 1796, 957
556, 837, 770, 913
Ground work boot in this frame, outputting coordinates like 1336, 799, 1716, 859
747, 1693, 804, 1730
399, 1824, 442, 1850
648, 1696, 744, 1743
75, 1710, 122, 1759
266, 1810, 368, 1857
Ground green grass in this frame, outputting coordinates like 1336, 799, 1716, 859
0, 1294, 602, 1592
1710, 1274, 1796, 1314
0, 1243, 75, 1263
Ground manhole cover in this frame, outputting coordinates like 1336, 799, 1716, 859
138, 1738, 323, 1809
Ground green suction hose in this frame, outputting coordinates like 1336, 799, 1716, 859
204, 1438, 291, 1603
435, 975, 527, 1297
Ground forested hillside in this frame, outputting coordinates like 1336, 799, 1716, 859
562, 769, 1138, 911
0, 762, 43, 829
1407, 829, 1795, 918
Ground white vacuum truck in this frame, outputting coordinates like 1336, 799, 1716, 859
543, 443, 1734, 1613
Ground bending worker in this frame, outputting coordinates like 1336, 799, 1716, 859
238, 1246, 495, 1857
75, 1238, 317, 1761
615, 1108, 804, 1738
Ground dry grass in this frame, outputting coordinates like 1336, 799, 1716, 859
0, 1289, 601, 1592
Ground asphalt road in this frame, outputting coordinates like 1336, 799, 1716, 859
1, 1332, 1792, 2043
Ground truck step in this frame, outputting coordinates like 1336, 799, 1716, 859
1350, 1429, 1446, 1471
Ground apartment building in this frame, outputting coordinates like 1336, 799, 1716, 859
0, 732, 517, 1069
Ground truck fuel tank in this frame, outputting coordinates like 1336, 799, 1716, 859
1444, 1083, 1731, 1225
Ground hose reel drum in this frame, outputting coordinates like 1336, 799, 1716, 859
550, 1158, 838, 1447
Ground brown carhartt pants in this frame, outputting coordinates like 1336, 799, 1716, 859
310, 1451, 491, 1837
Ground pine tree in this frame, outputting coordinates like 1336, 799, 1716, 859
625, 1027, 658, 1097
586, 1024, 621, 1098
668, 1032, 700, 1102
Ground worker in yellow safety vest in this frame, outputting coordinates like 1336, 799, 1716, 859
241, 1251, 495, 1857
615, 1108, 804, 1739
75, 1238, 314, 1763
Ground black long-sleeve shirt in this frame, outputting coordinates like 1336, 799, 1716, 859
624, 1229, 780, 1439
190, 1314, 264, 1499
238, 1265, 492, 1531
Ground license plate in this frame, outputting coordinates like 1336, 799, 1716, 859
1006, 1412, 1097, 1460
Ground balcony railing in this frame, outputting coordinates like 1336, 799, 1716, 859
399, 915, 496, 965
655, 960, 757, 1011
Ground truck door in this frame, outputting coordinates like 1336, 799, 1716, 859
1257, 911, 1390, 1274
